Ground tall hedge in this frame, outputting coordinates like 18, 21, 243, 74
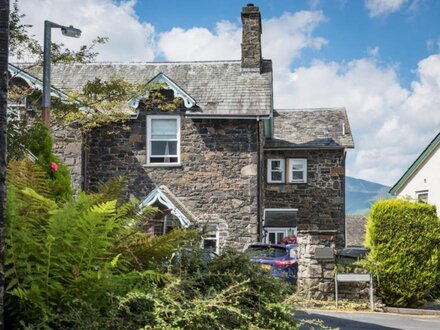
365, 199, 440, 307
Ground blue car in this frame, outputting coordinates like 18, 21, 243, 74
246, 243, 298, 284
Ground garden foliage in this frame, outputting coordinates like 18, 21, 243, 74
364, 199, 440, 307
5, 160, 297, 329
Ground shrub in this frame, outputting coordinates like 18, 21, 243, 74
4, 160, 195, 328
27, 122, 73, 201
364, 199, 440, 307
5, 160, 296, 329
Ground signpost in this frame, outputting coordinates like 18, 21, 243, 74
335, 273, 374, 311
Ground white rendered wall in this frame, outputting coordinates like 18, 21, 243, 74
397, 143, 440, 216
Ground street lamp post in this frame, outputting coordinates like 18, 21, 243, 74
42, 20, 81, 127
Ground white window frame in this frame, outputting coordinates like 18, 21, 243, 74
202, 225, 220, 254
147, 115, 181, 166
267, 158, 285, 183
264, 227, 297, 244
416, 190, 429, 203
288, 159, 307, 183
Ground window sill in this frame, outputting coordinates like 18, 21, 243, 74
144, 163, 182, 168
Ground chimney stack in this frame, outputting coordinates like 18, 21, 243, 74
241, 3, 262, 72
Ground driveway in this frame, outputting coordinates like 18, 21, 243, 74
295, 309, 440, 330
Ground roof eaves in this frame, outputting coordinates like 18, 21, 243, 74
128, 72, 197, 109
389, 132, 440, 195
8, 63, 70, 100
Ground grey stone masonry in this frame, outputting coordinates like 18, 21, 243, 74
297, 230, 337, 300
263, 149, 346, 247
52, 125, 83, 192
241, 4, 262, 71
85, 114, 260, 250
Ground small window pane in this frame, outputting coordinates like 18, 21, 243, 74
292, 171, 303, 181
268, 232, 276, 244
271, 160, 281, 171
271, 171, 282, 181
292, 163, 304, 170
151, 141, 177, 156
203, 239, 216, 250
277, 232, 284, 243
150, 157, 178, 163
151, 119, 177, 139
418, 193, 428, 203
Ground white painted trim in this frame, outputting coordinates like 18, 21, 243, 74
140, 187, 190, 228
288, 158, 307, 183
185, 114, 271, 120
263, 227, 297, 244
267, 158, 285, 183
146, 115, 181, 166
128, 72, 196, 109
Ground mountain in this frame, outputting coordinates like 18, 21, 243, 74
345, 176, 391, 215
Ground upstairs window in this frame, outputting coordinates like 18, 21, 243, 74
288, 159, 307, 183
147, 116, 180, 165
267, 159, 285, 183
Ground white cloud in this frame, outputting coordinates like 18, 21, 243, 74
157, 20, 241, 61
365, 0, 407, 17
157, 10, 327, 66
281, 55, 440, 185
17, 0, 156, 61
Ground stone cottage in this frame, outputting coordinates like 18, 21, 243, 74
10, 4, 354, 252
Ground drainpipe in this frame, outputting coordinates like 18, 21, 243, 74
256, 116, 261, 242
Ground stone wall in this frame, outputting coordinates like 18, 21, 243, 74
297, 230, 336, 300
263, 149, 346, 247
85, 114, 260, 249
52, 125, 83, 193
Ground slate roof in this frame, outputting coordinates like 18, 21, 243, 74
265, 108, 354, 149
22, 60, 273, 117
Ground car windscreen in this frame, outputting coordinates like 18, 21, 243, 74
246, 246, 288, 258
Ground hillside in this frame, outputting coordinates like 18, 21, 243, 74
345, 176, 391, 215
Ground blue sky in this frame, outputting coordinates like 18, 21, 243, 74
133, 0, 440, 87
18, 0, 440, 185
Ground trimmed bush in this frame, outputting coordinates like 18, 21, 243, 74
365, 199, 440, 307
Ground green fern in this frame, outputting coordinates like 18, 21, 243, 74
5, 166, 194, 328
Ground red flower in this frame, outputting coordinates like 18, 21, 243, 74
50, 162, 58, 172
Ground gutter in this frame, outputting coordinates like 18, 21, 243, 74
185, 114, 271, 120
264, 146, 348, 151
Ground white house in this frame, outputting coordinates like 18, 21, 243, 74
390, 132, 440, 216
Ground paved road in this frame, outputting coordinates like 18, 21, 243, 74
295, 309, 440, 330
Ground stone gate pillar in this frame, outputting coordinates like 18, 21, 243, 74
297, 230, 337, 300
